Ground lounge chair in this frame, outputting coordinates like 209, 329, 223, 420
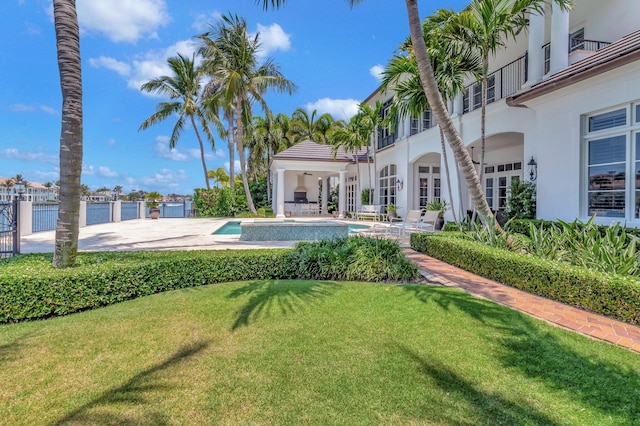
389, 209, 424, 238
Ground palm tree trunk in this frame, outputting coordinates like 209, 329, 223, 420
227, 111, 235, 188
439, 126, 458, 223
235, 98, 257, 214
190, 115, 211, 190
479, 54, 489, 193
367, 144, 374, 204
52, 0, 83, 268
267, 147, 272, 205
405, 0, 496, 227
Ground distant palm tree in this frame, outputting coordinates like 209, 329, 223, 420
290, 108, 343, 144
356, 101, 381, 205
330, 114, 369, 206
198, 14, 296, 214
113, 185, 123, 201
207, 167, 230, 187
139, 53, 223, 190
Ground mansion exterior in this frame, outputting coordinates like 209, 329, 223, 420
272, 0, 640, 225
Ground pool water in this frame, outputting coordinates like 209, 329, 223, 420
213, 221, 370, 235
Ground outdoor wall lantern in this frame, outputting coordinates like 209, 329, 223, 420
14, 179, 26, 201
527, 157, 538, 182
396, 178, 404, 191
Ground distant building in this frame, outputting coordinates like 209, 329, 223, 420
0, 178, 56, 202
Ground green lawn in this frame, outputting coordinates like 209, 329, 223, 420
1, 280, 639, 425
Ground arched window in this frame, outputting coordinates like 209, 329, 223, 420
379, 164, 397, 210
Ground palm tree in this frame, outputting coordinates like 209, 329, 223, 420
139, 53, 223, 190
290, 108, 343, 144
113, 185, 123, 201
434, 0, 572, 189
198, 14, 296, 214
330, 114, 368, 206
357, 101, 382, 205
258, 0, 495, 224
382, 17, 482, 223
52, 0, 83, 268
207, 167, 230, 187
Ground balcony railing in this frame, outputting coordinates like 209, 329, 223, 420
463, 54, 527, 114
570, 39, 612, 53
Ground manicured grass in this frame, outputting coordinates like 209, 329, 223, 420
1, 280, 639, 425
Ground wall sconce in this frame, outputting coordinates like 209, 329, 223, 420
527, 156, 537, 181
396, 178, 404, 191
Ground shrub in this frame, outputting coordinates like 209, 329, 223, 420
410, 232, 640, 325
503, 180, 536, 221
0, 238, 417, 323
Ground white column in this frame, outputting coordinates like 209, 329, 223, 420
549, 3, 569, 75
276, 168, 285, 218
338, 171, 346, 219
526, 11, 545, 85
322, 177, 329, 214
112, 200, 122, 222
18, 200, 32, 237
451, 93, 463, 117
79, 200, 87, 228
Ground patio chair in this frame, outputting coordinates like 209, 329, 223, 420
420, 210, 440, 232
389, 209, 424, 238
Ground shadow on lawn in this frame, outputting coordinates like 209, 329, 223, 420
402, 285, 640, 423
227, 280, 340, 331
53, 340, 210, 426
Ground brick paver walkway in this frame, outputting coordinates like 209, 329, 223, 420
403, 248, 640, 353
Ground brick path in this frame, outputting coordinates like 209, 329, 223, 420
403, 248, 640, 353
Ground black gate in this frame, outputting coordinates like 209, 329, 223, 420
0, 201, 18, 258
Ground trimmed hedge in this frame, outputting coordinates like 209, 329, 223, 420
410, 232, 640, 325
0, 250, 297, 323
0, 237, 419, 324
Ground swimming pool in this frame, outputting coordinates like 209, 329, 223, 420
213, 220, 370, 238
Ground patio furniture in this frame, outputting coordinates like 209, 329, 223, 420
357, 204, 381, 221
420, 210, 440, 232
389, 209, 424, 238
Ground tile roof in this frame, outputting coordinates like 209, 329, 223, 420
507, 29, 640, 105
272, 139, 370, 163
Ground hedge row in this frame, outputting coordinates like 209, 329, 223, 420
0, 250, 297, 323
410, 232, 640, 325
0, 237, 419, 324
506, 218, 640, 239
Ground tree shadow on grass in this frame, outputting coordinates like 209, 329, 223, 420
53, 340, 210, 426
0, 332, 36, 365
402, 285, 640, 423
227, 280, 340, 331
397, 344, 560, 425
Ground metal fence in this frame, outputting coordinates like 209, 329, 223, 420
121, 202, 139, 221
145, 202, 196, 219
32, 203, 59, 232
86, 202, 111, 225
0, 202, 17, 258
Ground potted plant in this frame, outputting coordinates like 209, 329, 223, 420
386, 203, 398, 220
146, 191, 162, 219
425, 199, 448, 230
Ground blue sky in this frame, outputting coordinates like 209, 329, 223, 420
1, 0, 466, 195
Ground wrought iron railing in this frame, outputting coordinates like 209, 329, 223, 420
0, 202, 17, 258
32, 203, 59, 232
570, 39, 612, 52
145, 202, 196, 218
463, 54, 527, 113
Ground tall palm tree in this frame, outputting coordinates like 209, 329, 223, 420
330, 114, 369, 206
258, 0, 495, 224
198, 14, 296, 214
357, 101, 382, 205
382, 17, 482, 222
435, 0, 572, 188
139, 53, 222, 190
52, 0, 83, 268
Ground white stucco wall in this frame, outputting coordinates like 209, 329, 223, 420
523, 62, 640, 224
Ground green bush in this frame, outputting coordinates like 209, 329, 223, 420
503, 180, 536, 221
292, 236, 418, 282
506, 218, 554, 235
410, 232, 640, 325
0, 238, 417, 323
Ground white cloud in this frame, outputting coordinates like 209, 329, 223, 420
254, 23, 291, 60
305, 98, 360, 121
129, 39, 199, 92
106, 138, 116, 146
224, 160, 241, 174
98, 166, 119, 178
25, 22, 41, 35
83, 164, 95, 176
0, 148, 58, 165
215, 148, 226, 158
192, 11, 222, 33
89, 56, 131, 76
139, 168, 188, 189
369, 64, 385, 81
155, 136, 188, 161
76, 0, 170, 43
10, 103, 58, 115
188, 148, 213, 161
